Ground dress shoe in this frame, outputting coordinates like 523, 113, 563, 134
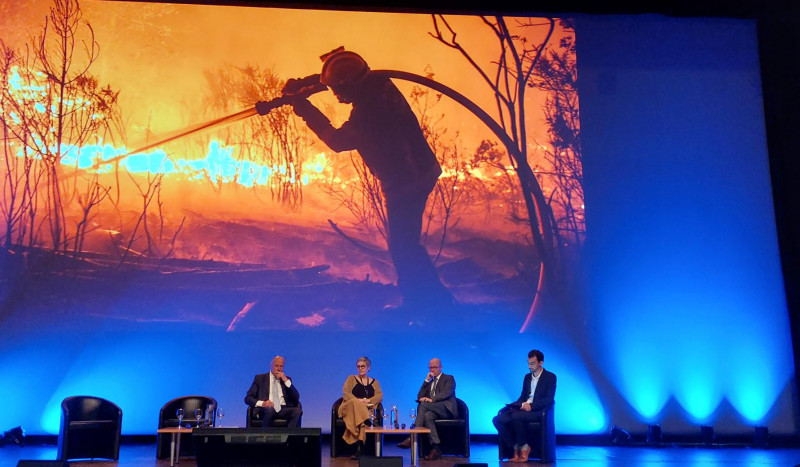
511, 446, 531, 462
424, 446, 442, 460
397, 436, 412, 448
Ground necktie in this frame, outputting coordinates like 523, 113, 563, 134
271, 377, 282, 413
431, 378, 437, 397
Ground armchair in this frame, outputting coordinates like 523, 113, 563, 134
245, 402, 303, 427
330, 397, 383, 458
157, 395, 217, 459
418, 397, 470, 457
497, 403, 556, 463
57, 395, 122, 461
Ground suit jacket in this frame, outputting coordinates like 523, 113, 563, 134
244, 373, 300, 408
513, 369, 556, 413
416, 373, 458, 417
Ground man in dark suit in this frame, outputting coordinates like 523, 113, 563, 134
244, 355, 302, 427
398, 357, 457, 460
492, 349, 556, 462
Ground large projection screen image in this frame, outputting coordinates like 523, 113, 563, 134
0, 0, 795, 438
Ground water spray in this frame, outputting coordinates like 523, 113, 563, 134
124, 106, 258, 156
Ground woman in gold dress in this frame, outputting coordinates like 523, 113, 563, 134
338, 356, 383, 458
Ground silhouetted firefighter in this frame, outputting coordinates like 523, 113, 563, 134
257, 47, 453, 311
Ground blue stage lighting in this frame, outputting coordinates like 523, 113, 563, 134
646, 424, 662, 445
0, 426, 25, 447
610, 425, 631, 445
700, 425, 715, 445
753, 426, 769, 448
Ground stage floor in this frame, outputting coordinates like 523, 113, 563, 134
2, 439, 799, 466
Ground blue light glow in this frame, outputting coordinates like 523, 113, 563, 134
580, 15, 795, 431
0, 10, 795, 442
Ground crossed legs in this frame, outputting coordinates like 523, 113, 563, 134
257, 406, 302, 428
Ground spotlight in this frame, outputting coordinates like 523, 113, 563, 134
700, 425, 715, 445
610, 425, 631, 445
0, 426, 25, 447
753, 426, 769, 448
646, 424, 662, 445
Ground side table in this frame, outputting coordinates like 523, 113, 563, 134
364, 427, 431, 467
157, 427, 192, 466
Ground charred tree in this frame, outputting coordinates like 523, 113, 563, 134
0, 0, 121, 255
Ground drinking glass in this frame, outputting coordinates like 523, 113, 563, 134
217, 408, 224, 427
383, 410, 389, 429
194, 408, 203, 427
368, 407, 376, 426
409, 408, 416, 428
176, 408, 184, 428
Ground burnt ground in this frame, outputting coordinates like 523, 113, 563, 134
0, 217, 539, 332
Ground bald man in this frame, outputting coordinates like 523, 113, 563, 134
398, 358, 457, 460
244, 355, 302, 427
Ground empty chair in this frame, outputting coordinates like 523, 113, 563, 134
418, 397, 470, 457
157, 395, 217, 459
57, 395, 122, 461
496, 403, 556, 463
330, 397, 383, 458
245, 402, 303, 427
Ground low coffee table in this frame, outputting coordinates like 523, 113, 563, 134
364, 427, 431, 466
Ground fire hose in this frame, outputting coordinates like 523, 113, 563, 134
91, 79, 326, 168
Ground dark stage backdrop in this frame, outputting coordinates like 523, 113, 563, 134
0, 1, 794, 437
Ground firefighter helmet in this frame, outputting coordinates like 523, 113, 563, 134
320, 50, 370, 87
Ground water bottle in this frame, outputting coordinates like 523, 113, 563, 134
205, 405, 214, 427
392, 405, 400, 429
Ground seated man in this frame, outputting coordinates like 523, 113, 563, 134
398, 358, 457, 460
244, 355, 302, 427
492, 349, 556, 462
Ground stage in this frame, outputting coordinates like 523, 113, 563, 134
3, 437, 799, 466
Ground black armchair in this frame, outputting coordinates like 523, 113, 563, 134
497, 403, 556, 463
157, 395, 217, 459
418, 397, 470, 457
57, 395, 122, 461
245, 402, 303, 427
330, 397, 383, 458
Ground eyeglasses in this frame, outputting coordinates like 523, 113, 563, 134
356, 364, 367, 368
